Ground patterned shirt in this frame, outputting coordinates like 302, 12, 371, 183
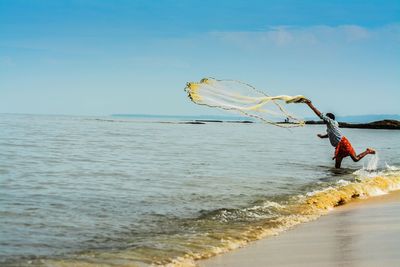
320, 113, 342, 147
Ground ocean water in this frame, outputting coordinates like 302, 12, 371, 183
0, 114, 399, 266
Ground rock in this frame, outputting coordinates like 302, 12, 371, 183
305, 119, 400, 130
339, 120, 400, 129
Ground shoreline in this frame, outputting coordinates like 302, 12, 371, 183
9, 175, 400, 267
198, 190, 400, 267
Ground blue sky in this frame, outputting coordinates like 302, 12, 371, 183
1, 0, 399, 116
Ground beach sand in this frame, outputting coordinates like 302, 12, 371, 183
199, 190, 400, 267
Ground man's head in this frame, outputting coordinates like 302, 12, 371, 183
326, 113, 335, 120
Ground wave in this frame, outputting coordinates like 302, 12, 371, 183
27, 167, 400, 267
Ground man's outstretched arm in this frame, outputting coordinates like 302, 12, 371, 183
304, 100, 323, 119
317, 133, 328, 138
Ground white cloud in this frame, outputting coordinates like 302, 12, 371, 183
340, 25, 370, 41
210, 24, 400, 48
0, 56, 15, 67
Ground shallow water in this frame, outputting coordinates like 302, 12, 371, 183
0, 114, 399, 265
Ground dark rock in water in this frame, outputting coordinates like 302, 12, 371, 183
229, 120, 253, 123
182, 121, 206, 124
305, 119, 400, 130
339, 120, 400, 130
278, 121, 302, 125
195, 120, 224, 123
305, 120, 325, 125
194, 120, 254, 123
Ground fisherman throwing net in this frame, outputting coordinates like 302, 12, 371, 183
184, 77, 376, 168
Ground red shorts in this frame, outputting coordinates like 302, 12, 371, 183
334, 136, 355, 159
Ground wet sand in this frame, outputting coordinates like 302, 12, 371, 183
199, 190, 400, 267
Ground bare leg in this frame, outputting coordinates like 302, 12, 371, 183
335, 157, 343, 168
350, 148, 376, 162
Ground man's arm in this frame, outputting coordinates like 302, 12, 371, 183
304, 100, 328, 139
304, 100, 323, 119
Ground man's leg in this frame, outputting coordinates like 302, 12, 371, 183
350, 148, 375, 162
335, 156, 343, 168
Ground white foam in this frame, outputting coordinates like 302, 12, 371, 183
385, 163, 399, 171
353, 168, 381, 179
306, 186, 335, 197
336, 179, 351, 186
368, 188, 388, 197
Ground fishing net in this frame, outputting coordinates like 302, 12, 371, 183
185, 78, 308, 127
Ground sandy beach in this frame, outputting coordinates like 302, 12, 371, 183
199, 190, 400, 267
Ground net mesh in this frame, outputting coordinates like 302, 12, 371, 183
185, 78, 307, 127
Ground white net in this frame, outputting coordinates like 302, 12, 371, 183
185, 78, 308, 127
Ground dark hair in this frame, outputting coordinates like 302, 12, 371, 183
326, 113, 335, 120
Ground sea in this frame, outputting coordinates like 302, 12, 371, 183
1, 114, 399, 266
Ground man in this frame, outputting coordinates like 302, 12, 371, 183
304, 100, 375, 168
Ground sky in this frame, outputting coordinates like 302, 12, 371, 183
1, 0, 399, 116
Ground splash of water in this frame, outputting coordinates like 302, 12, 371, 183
366, 152, 379, 171
353, 152, 380, 178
